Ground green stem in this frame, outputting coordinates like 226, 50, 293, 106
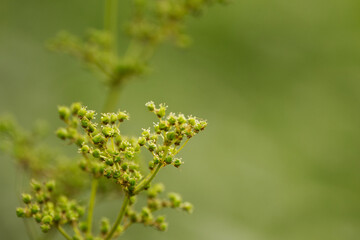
105, 195, 130, 240
86, 178, 98, 237
133, 163, 162, 194
105, 0, 118, 54
57, 226, 72, 240
103, 84, 122, 112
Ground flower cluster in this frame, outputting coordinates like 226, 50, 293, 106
56, 102, 207, 197
16, 180, 84, 234
123, 183, 193, 232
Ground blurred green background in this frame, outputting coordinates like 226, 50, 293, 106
1, 0, 360, 239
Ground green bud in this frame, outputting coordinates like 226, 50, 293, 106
110, 113, 118, 124
168, 193, 182, 208
100, 218, 110, 235
117, 111, 129, 122
56, 128, 68, 140
86, 110, 95, 120
77, 107, 87, 118
153, 156, 160, 164
156, 215, 165, 224
41, 224, 51, 233
41, 215, 53, 224
148, 161, 155, 170
101, 114, 110, 125
46, 180, 55, 192
177, 114, 186, 124
92, 134, 106, 144
167, 113, 177, 125
16, 208, 26, 217
22, 193, 32, 204
71, 102, 82, 115
102, 126, 114, 137
148, 142, 156, 152
31, 204, 40, 214
92, 149, 101, 158
129, 178, 136, 186
121, 162, 128, 171
105, 157, 114, 166
81, 144, 90, 153
174, 158, 182, 168
31, 179, 41, 192
181, 202, 193, 214
138, 137, 146, 146
34, 213, 42, 223
142, 128, 150, 139
145, 101, 155, 111
164, 156, 173, 164
58, 106, 71, 121
156, 104, 167, 118
166, 131, 176, 141
81, 118, 90, 128
159, 222, 168, 231
79, 221, 88, 232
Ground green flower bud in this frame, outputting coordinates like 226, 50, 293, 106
153, 156, 160, 164
41, 224, 51, 233
31, 179, 41, 192
92, 149, 101, 158
156, 104, 167, 118
110, 113, 118, 124
181, 202, 193, 214
77, 107, 87, 118
156, 215, 165, 224
16, 208, 26, 217
105, 157, 114, 166
117, 111, 129, 122
86, 110, 95, 120
100, 218, 110, 235
148, 142, 156, 152
159, 222, 168, 231
173, 158, 182, 168
101, 114, 110, 125
177, 114, 186, 124
56, 128, 68, 140
148, 161, 155, 170
22, 193, 32, 204
41, 215, 53, 224
168, 193, 182, 208
167, 113, 177, 125
81, 118, 90, 128
79, 221, 88, 232
45, 180, 55, 192
166, 131, 176, 141
187, 117, 196, 126
164, 156, 173, 164
81, 144, 90, 153
71, 102, 82, 115
129, 178, 136, 186
31, 204, 40, 214
92, 134, 106, 145
138, 137, 146, 146
141, 207, 152, 221
58, 106, 71, 121
102, 126, 114, 137
145, 101, 155, 111
142, 128, 150, 139
121, 162, 128, 171
34, 213, 42, 223
159, 122, 168, 130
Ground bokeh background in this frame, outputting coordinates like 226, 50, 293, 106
1, 0, 360, 239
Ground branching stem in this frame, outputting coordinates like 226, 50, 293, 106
57, 226, 72, 240
86, 178, 98, 237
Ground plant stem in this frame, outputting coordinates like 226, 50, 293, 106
133, 163, 162, 194
105, 0, 118, 54
57, 226, 72, 240
105, 194, 130, 240
103, 84, 122, 112
86, 178, 98, 237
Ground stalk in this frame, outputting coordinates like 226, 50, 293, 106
57, 226, 72, 240
86, 178, 99, 236
105, 194, 130, 240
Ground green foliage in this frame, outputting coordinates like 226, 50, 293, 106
0, 0, 222, 239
